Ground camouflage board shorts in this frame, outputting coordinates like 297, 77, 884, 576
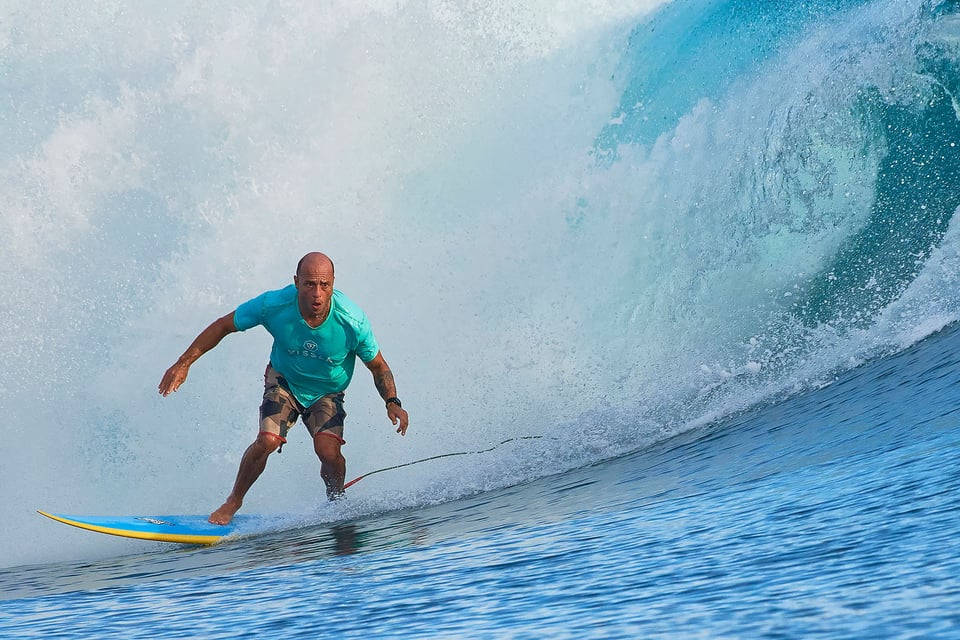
260, 364, 346, 445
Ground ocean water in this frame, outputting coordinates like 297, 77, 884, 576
2, 322, 960, 637
2, 0, 960, 637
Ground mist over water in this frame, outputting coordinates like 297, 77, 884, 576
3, 0, 960, 568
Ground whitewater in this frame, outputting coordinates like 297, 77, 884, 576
2, 0, 960, 637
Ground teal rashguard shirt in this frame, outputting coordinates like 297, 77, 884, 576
233, 285, 380, 407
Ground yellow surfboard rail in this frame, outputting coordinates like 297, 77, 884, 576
37, 510, 227, 545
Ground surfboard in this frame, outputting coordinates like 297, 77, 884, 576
36, 510, 263, 545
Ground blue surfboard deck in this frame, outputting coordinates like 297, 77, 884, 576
37, 510, 269, 545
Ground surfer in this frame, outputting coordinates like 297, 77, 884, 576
158, 252, 409, 525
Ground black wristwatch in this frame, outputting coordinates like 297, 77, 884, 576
386, 397, 402, 408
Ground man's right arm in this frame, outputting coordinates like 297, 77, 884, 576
158, 312, 238, 397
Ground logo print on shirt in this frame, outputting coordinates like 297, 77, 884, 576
291, 339, 335, 363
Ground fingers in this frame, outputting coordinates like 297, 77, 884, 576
159, 364, 187, 396
387, 406, 409, 436
159, 377, 177, 396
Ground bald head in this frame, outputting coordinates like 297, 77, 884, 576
296, 252, 335, 278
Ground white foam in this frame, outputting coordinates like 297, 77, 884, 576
2, 0, 954, 568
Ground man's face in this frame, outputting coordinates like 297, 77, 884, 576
295, 259, 335, 323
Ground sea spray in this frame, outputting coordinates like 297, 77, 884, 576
2, 0, 959, 568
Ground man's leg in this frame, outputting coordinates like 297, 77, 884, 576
303, 392, 347, 501
314, 431, 346, 500
209, 432, 283, 525
211, 364, 298, 525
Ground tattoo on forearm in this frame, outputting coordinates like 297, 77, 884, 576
374, 370, 396, 399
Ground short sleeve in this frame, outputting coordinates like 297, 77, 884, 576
354, 315, 380, 363
233, 293, 266, 331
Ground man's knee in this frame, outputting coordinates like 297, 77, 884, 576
256, 431, 286, 453
313, 431, 343, 461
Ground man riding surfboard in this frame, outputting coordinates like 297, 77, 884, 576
158, 252, 409, 525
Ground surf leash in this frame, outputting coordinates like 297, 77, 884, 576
343, 435, 543, 490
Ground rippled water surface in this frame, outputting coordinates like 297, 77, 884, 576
4, 1, 960, 637
3, 325, 959, 638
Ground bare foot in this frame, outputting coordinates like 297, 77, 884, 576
208, 498, 241, 525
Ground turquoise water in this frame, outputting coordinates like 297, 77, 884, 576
3, 0, 960, 637
3, 323, 959, 637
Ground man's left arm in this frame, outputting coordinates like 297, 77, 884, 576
364, 352, 409, 436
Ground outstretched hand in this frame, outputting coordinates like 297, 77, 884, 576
159, 361, 190, 397
388, 404, 409, 436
